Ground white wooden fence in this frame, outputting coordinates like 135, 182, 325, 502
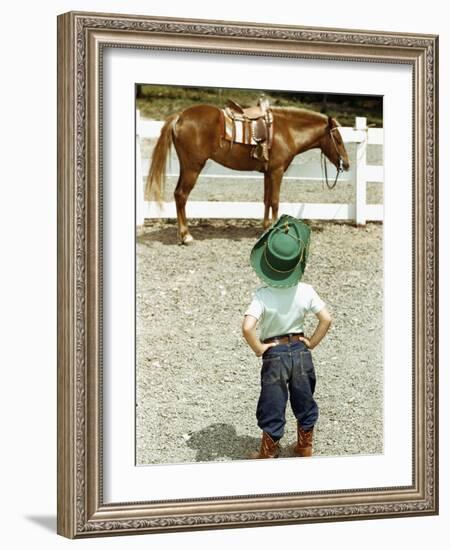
136, 112, 383, 227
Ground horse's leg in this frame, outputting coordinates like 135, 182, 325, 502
268, 168, 284, 224
263, 172, 272, 229
174, 164, 204, 244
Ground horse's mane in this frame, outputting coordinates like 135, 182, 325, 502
271, 106, 328, 122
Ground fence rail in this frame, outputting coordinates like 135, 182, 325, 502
136, 113, 383, 226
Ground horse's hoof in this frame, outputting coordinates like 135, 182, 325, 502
179, 234, 194, 245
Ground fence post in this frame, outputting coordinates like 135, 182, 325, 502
136, 110, 145, 232
354, 116, 368, 226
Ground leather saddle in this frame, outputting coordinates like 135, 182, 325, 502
226, 98, 268, 119
222, 97, 273, 168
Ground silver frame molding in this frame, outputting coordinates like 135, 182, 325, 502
57, 11, 438, 539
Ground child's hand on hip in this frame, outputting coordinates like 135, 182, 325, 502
256, 343, 276, 357
299, 336, 313, 349
300, 308, 332, 351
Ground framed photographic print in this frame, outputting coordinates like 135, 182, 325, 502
57, 11, 438, 538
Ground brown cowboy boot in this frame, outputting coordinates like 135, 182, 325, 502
293, 425, 314, 457
248, 432, 280, 459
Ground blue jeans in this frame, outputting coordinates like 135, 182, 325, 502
256, 341, 318, 440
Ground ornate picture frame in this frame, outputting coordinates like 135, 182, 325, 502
57, 11, 438, 538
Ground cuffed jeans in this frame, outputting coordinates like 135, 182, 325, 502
256, 341, 319, 440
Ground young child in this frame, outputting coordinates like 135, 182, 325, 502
242, 214, 331, 459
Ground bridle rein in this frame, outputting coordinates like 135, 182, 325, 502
321, 126, 345, 190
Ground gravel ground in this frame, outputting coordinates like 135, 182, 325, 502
136, 219, 383, 465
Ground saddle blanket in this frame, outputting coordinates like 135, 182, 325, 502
222, 109, 261, 146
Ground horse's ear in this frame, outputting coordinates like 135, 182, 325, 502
327, 115, 335, 128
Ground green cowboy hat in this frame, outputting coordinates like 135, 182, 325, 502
250, 214, 311, 288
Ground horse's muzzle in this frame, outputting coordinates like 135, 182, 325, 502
339, 157, 350, 172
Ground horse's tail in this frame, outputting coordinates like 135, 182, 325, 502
144, 113, 179, 204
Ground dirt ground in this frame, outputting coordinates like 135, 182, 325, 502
136, 219, 383, 465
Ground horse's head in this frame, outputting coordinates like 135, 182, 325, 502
320, 116, 350, 173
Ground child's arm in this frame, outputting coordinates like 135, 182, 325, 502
242, 315, 276, 357
299, 307, 332, 350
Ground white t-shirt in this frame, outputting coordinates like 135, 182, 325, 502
245, 282, 325, 342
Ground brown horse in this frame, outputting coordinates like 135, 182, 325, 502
145, 105, 350, 244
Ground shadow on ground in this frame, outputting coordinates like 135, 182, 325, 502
186, 423, 296, 462
136, 219, 330, 246
137, 221, 264, 246
25, 515, 56, 533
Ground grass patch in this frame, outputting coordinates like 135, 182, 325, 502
136, 85, 382, 127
